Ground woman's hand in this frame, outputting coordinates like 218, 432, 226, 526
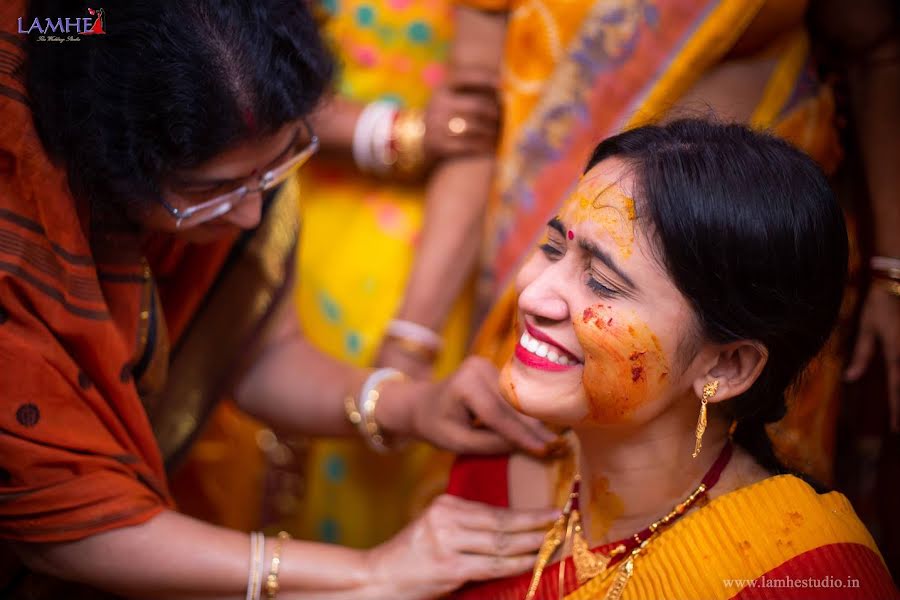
422, 67, 500, 164
364, 494, 554, 600
378, 356, 559, 455
845, 286, 900, 431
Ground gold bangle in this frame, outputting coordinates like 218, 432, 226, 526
344, 394, 363, 427
876, 278, 900, 298
872, 267, 900, 282
385, 334, 439, 364
391, 109, 426, 178
263, 531, 291, 599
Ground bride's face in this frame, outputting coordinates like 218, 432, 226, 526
501, 158, 700, 427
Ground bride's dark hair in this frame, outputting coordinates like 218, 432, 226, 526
585, 119, 848, 483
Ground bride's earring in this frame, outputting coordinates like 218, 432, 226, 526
692, 380, 719, 458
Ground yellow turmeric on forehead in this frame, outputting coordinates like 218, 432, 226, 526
560, 175, 636, 259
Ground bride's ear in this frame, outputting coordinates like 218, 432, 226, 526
691, 340, 768, 404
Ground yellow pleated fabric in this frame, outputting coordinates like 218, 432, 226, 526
563, 475, 891, 600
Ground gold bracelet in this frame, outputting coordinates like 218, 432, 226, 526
876, 278, 900, 298
263, 531, 291, 599
872, 267, 900, 282
391, 109, 426, 178
385, 333, 439, 364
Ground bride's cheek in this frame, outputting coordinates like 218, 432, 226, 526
574, 304, 670, 424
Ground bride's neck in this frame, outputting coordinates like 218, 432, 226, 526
569, 409, 731, 545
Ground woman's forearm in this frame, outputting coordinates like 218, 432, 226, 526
394, 156, 494, 330
308, 96, 364, 154
848, 40, 900, 257
233, 300, 426, 438
235, 328, 428, 438
13, 510, 371, 600
390, 6, 506, 331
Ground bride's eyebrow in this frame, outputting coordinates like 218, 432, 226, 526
547, 217, 566, 236
579, 237, 637, 291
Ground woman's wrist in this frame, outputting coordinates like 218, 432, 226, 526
373, 379, 433, 440
277, 540, 372, 596
382, 319, 443, 366
870, 255, 900, 298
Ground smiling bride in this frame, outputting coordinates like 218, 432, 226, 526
447, 119, 898, 600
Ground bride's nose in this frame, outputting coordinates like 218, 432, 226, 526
517, 263, 570, 323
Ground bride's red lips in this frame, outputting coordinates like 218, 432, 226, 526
524, 322, 580, 362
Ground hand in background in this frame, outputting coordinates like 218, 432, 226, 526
422, 67, 500, 164
846, 286, 900, 432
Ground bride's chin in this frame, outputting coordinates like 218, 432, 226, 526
500, 363, 591, 425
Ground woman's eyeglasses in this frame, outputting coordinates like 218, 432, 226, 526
159, 119, 319, 229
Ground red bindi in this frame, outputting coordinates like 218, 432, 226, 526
567, 230, 574, 240
242, 107, 257, 132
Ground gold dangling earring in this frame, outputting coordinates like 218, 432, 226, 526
692, 380, 719, 458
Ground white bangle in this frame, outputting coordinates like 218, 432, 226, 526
247, 531, 266, 600
352, 101, 398, 174
871, 256, 900, 272
358, 368, 407, 453
386, 319, 443, 351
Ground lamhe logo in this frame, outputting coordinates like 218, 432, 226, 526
18, 7, 106, 36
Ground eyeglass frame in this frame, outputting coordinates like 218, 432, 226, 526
158, 118, 319, 229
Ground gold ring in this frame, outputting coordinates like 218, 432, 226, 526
448, 116, 468, 136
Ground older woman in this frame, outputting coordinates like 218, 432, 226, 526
447, 120, 898, 599
0, 1, 556, 598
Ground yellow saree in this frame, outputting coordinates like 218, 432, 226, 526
450, 466, 898, 599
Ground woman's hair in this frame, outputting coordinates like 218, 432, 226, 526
26, 0, 333, 213
585, 119, 848, 480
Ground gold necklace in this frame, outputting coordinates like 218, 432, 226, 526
522, 442, 734, 600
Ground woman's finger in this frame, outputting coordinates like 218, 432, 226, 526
442, 422, 513, 454
450, 529, 547, 556
457, 554, 538, 582
470, 361, 558, 446
450, 64, 500, 91
450, 94, 500, 124
437, 495, 559, 532
465, 391, 548, 454
845, 327, 876, 381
